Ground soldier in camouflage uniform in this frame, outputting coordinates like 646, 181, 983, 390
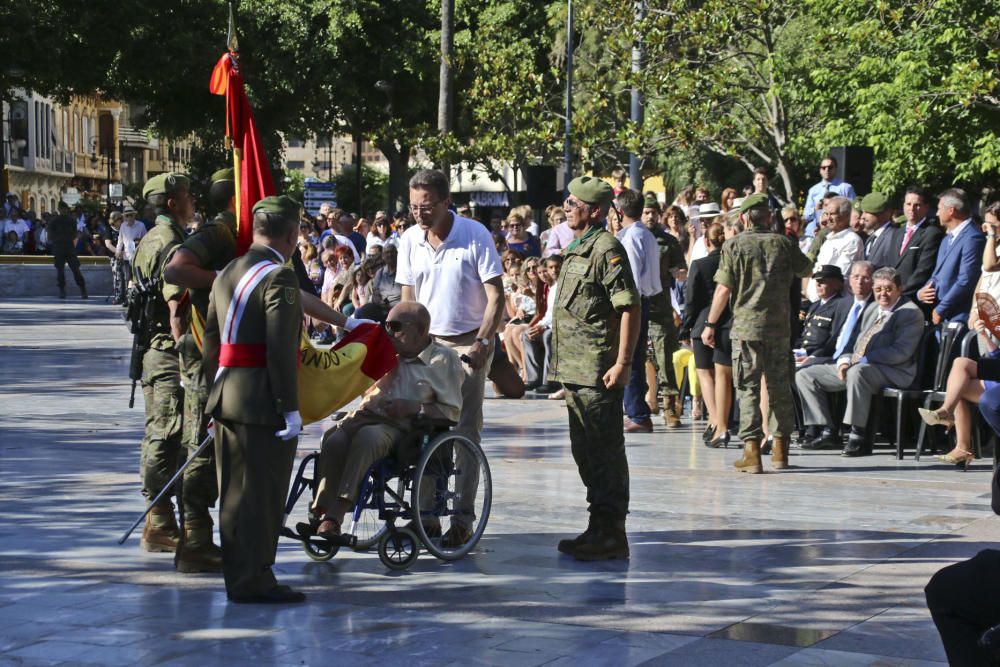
643, 195, 687, 426
131, 173, 194, 552
701, 193, 814, 473
161, 168, 239, 572
549, 176, 640, 561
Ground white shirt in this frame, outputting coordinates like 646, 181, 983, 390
539, 281, 558, 328
807, 228, 864, 301
527, 221, 539, 237
690, 236, 709, 263
948, 218, 973, 239
616, 221, 663, 298
4, 218, 30, 241
396, 213, 504, 336
116, 220, 147, 260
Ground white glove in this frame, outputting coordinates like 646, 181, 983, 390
344, 316, 376, 332
206, 419, 215, 440
276, 410, 303, 441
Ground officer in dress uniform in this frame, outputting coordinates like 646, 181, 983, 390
796, 265, 846, 361
131, 173, 196, 553
160, 168, 239, 573
202, 195, 306, 604
549, 176, 640, 561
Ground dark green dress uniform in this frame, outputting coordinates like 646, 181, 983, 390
203, 232, 302, 599
714, 199, 813, 443
132, 212, 188, 519
648, 227, 686, 398
176, 209, 237, 520
550, 225, 640, 524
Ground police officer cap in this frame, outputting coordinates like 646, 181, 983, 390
567, 176, 614, 206
812, 264, 844, 281
252, 195, 300, 220
738, 193, 769, 213
643, 194, 660, 210
211, 168, 235, 184
142, 172, 190, 199
859, 192, 890, 214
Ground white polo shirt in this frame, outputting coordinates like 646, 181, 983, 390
616, 221, 662, 298
396, 213, 503, 336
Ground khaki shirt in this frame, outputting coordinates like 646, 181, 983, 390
549, 226, 640, 387
355, 340, 465, 428
714, 228, 813, 341
132, 214, 186, 352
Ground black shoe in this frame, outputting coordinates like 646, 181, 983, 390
230, 585, 306, 604
570, 521, 629, 561
702, 423, 716, 443
534, 383, 560, 394
523, 380, 542, 392
706, 430, 731, 449
558, 520, 596, 554
802, 430, 841, 450
841, 427, 872, 457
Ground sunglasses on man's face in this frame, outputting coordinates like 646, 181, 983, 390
384, 320, 407, 334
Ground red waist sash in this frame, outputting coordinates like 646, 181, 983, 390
219, 343, 302, 368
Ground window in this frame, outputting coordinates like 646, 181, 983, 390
313, 161, 331, 172
287, 160, 305, 170
287, 136, 304, 148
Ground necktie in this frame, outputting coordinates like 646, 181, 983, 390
851, 311, 888, 364
900, 225, 915, 254
834, 302, 863, 359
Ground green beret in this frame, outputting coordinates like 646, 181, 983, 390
738, 193, 769, 213
211, 168, 235, 184
859, 192, 890, 214
644, 194, 660, 210
142, 172, 191, 199
567, 176, 614, 206
252, 195, 300, 220
852, 198, 863, 211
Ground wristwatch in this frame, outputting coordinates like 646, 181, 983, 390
475, 337, 490, 346
704, 322, 717, 329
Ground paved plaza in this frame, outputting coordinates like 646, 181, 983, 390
1, 297, 997, 666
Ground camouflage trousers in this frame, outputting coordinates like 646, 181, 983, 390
731, 339, 796, 441
564, 384, 629, 520
177, 333, 219, 522
647, 313, 680, 397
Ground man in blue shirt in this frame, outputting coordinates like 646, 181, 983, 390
803, 155, 856, 236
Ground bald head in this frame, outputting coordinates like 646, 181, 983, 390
388, 302, 430, 335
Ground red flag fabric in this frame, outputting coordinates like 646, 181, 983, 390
209, 53, 274, 256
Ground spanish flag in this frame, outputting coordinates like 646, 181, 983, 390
209, 24, 273, 256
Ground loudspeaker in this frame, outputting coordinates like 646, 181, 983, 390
828, 146, 874, 197
524, 166, 558, 210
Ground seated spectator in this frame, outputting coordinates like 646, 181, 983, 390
522, 254, 563, 394
364, 245, 401, 321
2, 230, 23, 254
367, 212, 395, 249
502, 258, 541, 376
351, 257, 381, 311
543, 208, 573, 257
3, 210, 30, 245
500, 250, 524, 318
794, 265, 847, 364
302, 242, 322, 289
859, 192, 897, 268
892, 186, 943, 306
806, 196, 864, 301
505, 214, 540, 257
796, 267, 923, 456
311, 302, 464, 540
917, 187, 986, 325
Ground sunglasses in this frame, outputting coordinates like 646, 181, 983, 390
384, 320, 407, 333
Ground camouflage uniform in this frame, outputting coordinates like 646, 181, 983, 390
647, 229, 687, 396
714, 228, 813, 442
132, 214, 190, 517
550, 226, 640, 522
176, 210, 237, 522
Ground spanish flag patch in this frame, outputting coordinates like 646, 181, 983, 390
609, 254, 622, 265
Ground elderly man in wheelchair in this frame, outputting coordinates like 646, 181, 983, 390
300, 302, 490, 566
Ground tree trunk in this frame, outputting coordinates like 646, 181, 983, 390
438, 0, 454, 175
377, 139, 411, 213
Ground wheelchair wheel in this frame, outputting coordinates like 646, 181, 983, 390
411, 433, 491, 561
302, 537, 340, 562
378, 527, 419, 570
351, 475, 401, 551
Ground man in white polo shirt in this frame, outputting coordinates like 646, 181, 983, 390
396, 169, 504, 546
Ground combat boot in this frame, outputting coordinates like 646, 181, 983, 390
662, 395, 682, 428
557, 514, 596, 554
80, 285, 88, 299
771, 436, 789, 470
140, 505, 180, 553
175, 518, 224, 573
570, 517, 629, 561
733, 438, 763, 474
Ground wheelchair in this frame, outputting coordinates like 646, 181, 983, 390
281, 414, 492, 570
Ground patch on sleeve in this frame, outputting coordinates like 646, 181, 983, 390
284, 287, 297, 305
608, 254, 623, 266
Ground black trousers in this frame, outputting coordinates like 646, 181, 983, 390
926, 549, 1000, 666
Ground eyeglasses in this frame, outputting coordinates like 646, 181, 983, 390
508, 223, 523, 229
820, 164, 835, 170
408, 202, 440, 214
563, 198, 589, 212
384, 320, 407, 333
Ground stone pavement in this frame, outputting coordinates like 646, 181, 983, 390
1, 297, 997, 666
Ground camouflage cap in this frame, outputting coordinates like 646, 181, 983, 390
567, 176, 614, 206
211, 167, 235, 184
859, 192, 890, 214
142, 172, 190, 199
252, 195, 301, 220
738, 192, 769, 213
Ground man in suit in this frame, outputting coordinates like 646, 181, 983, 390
860, 192, 898, 269
917, 187, 985, 325
892, 186, 944, 308
796, 267, 924, 457
202, 195, 306, 604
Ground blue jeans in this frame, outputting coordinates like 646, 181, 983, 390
624, 297, 651, 423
